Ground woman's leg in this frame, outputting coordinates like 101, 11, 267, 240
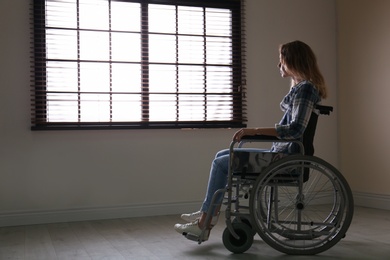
198, 148, 270, 227
175, 148, 269, 237
200, 150, 230, 215
174, 149, 229, 238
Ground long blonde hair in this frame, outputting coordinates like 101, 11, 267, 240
279, 41, 328, 99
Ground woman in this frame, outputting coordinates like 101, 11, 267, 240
174, 40, 328, 240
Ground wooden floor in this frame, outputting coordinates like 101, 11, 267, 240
0, 206, 389, 259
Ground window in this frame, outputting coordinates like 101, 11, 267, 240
31, 0, 246, 130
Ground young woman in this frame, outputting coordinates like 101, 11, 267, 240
174, 40, 328, 240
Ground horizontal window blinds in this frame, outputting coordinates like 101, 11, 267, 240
31, 0, 246, 130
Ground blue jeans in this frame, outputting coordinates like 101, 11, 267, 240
200, 148, 267, 214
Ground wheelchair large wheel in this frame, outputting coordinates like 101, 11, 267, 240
249, 155, 354, 255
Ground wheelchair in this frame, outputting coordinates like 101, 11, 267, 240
184, 105, 354, 255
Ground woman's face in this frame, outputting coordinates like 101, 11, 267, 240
278, 54, 292, 78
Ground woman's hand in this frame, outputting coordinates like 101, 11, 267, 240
233, 128, 258, 142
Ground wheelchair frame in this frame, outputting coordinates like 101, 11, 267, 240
184, 105, 354, 255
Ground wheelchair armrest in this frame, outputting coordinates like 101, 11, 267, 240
234, 135, 282, 150
241, 135, 280, 141
236, 135, 304, 154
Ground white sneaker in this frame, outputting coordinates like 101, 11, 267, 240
181, 211, 219, 226
174, 220, 210, 241
174, 220, 202, 236
181, 211, 202, 222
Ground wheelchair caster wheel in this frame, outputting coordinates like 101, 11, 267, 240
232, 217, 256, 236
222, 223, 253, 254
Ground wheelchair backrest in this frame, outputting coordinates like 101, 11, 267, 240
302, 105, 333, 156
302, 112, 318, 156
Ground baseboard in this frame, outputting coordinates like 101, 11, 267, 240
353, 192, 390, 211
1, 192, 389, 227
0, 201, 202, 227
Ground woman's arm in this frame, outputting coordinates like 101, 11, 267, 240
233, 127, 277, 142
276, 83, 319, 140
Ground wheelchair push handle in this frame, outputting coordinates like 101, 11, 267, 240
316, 104, 333, 115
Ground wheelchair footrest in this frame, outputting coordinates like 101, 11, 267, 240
184, 230, 210, 244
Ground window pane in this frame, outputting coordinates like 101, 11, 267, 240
46, 29, 78, 60
149, 34, 176, 63
80, 63, 110, 92
112, 94, 142, 121
178, 35, 204, 64
206, 8, 232, 36
80, 93, 110, 122
46, 0, 77, 28
111, 2, 141, 31
79, 0, 109, 30
47, 93, 79, 122
207, 66, 232, 93
149, 65, 177, 93
178, 94, 205, 121
111, 32, 141, 62
206, 37, 232, 64
207, 95, 233, 120
178, 65, 204, 93
149, 94, 177, 121
47, 61, 78, 92
79, 31, 110, 61
112, 64, 141, 93
178, 6, 204, 35
149, 4, 176, 34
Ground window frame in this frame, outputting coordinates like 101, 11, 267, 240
31, 0, 247, 130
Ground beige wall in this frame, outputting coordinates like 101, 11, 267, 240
337, 0, 390, 196
0, 0, 338, 226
